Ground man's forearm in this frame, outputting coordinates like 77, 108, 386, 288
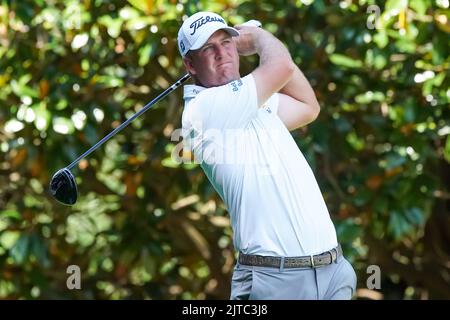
242, 27, 294, 106
254, 29, 293, 68
279, 65, 320, 109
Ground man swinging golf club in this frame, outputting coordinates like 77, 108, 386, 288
178, 12, 357, 299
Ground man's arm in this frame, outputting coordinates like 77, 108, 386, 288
234, 26, 295, 107
234, 25, 320, 130
277, 66, 321, 131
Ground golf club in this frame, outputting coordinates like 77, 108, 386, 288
50, 73, 191, 206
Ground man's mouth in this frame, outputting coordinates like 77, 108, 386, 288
217, 62, 232, 68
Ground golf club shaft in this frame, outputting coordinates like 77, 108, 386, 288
67, 73, 191, 170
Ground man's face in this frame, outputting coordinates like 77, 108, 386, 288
183, 30, 240, 87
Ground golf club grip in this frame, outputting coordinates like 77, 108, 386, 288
66, 73, 191, 170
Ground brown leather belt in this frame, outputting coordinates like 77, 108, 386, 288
238, 244, 342, 269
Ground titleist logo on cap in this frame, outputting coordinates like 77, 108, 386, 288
189, 16, 225, 35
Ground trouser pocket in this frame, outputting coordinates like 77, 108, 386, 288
230, 265, 253, 300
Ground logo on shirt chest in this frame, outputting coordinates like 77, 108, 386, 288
229, 79, 243, 92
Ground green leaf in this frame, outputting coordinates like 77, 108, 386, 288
95, 75, 124, 88
33, 101, 51, 131
373, 31, 389, 49
30, 234, 51, 268
98, 16, 123, 38
385, 0, 408, 12
334, 117, 352, 133
11, 76, 38, 98
330, 54, 363, 68
405, 207, 425, 226
127, 0, 150, 13
52, 117, 75, 135
395, 38, 417, 53
444, 135, 450, 163
119, 6, 141, 20
355, 91, 386, 104
10, 234, 30, 265
162, 156, 181, 168
388, 210, 414, 240
0, 231, 20, 249
335, 219, 362, 243
346, 132, 365, 151
384, 153, 407, 169
138, 43, 153, 66
410, 0, 430, 16
353, 188, 372, 207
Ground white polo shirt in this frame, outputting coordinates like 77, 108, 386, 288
181, 74, 338, 256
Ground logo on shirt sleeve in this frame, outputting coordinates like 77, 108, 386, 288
260, 101, 272, 114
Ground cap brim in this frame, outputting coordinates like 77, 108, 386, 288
190, 26, 239, 51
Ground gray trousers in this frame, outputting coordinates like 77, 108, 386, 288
230, 255, 357, 300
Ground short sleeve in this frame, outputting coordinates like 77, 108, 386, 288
188, 74, 258, 131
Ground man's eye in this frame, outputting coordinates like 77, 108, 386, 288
203, 46, 212, 52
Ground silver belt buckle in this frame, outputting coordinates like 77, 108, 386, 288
332, 247, 339, 263
328, 249, 336, 263
310, 255, 315, 268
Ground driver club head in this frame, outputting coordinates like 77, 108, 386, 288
50, 168, 78, 205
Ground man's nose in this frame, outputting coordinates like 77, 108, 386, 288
214, 45, 226, 60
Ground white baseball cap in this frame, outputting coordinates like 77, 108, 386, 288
177, 12, 239, 57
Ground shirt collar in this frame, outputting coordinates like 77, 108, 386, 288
183, 84, 207, 101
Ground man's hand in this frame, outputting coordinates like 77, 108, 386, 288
234, 21, 320, 129
233, 25, 261, 56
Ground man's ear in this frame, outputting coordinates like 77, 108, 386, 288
183, 56, 197, 76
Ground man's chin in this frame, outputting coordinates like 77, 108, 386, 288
218, 73, 240, 86
202, 72, 240, 87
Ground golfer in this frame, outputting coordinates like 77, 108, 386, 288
178, 11, 357, 300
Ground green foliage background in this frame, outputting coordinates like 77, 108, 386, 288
0, 0, 449, 299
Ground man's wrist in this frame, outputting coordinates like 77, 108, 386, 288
254, 29, 280, 56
